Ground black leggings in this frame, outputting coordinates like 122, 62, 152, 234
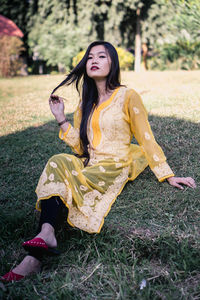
26, 197, 68, 261
38, 196, 68, 232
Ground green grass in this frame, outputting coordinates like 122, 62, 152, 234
0, 71, 200, 299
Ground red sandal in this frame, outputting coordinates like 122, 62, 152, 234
22, 237, 60, 256
0, 271, 24, 282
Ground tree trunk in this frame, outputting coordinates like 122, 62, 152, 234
134, 8, 141, 72
142, 43, 148, 70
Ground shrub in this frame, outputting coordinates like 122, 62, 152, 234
0, 35, 24, 77
72, 47, 134, 70
115, 47, 134, 70
148, 41, 200, 70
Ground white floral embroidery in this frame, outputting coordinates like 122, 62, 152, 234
114, 157, 120, 162
82, 169, 86, 173
49, 173, 54, 181
66, 156, 72, 161
64, 127, 79, 148
72, 170, 78, 176
115, 163, 122, 168
99, 166, 106, 172
89, 158, 99, 165
144, 132, 151, 140
65, 170, 69, 177
64, 179, 69, 185
98, 181, 105, 186
75, 186, 78, 193
68, 188, 72, 205
153, 154, 160, 162
80, 185, 88, 191
152, 162, 173, 179
50, 161, 57, 168
83, 190, 101, 206
133, 107, 140, 114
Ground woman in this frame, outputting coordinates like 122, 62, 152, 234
1, 41, 196, 282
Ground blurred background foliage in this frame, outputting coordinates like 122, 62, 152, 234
0, 0, 199, 76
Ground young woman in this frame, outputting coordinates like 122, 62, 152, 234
1, 41, 196, 282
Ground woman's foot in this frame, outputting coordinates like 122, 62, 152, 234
12, 255, 41, 277
22, 223, 60, 257
1, 255, 41, 282
35, 223, 57, 248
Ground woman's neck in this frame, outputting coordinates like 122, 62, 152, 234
95, 79, 113, 104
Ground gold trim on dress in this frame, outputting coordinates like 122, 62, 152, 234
152, 162, 174, 182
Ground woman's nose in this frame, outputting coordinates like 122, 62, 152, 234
92, 56, 98, 64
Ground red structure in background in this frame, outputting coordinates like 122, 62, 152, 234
0, 15, 25, 76
0, 15, 23, 37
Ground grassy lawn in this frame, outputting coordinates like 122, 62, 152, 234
0, 71, 199, 299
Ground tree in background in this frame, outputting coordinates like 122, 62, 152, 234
27, 0, 154, 72
91, 0, 153, 71
142, 0, 200, 69
27, 0, 98, 72
0, 0, 199, 73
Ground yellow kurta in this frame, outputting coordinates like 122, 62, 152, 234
36, 87, 174, 233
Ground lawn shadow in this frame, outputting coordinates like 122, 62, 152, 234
0, 114, 199, 298
0, 114, 199, 242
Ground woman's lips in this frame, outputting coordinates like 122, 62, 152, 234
91, 66, 99, 70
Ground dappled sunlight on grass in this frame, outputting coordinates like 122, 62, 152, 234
122, 71, 200, 123
0, 71, 199, 136
0, 75, 79, 135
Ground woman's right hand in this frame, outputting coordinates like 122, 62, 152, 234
49, 95, 65, 122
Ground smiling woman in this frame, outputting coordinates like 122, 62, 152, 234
1, 41, 196, 283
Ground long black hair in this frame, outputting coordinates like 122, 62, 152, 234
52, 41, 121, 164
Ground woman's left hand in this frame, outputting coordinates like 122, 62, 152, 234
49, 95, 65, 121
167, 176, 196, 190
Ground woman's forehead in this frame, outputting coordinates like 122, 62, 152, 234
89, 45, 107, 55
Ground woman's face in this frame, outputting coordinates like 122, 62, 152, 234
86, 45, 111, 80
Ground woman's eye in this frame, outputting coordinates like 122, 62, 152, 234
87, 57, 92, 60
99, 55, 106, 58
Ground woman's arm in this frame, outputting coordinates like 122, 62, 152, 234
125, 90, 196, 189
125, 90, 174, 182
49, 95, 82, 155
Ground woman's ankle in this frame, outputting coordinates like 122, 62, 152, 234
36, 223, 57, 248
41, 223, 55, 234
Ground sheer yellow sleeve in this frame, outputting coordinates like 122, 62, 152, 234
125, 90, 174, 182
59, 104, 83, 155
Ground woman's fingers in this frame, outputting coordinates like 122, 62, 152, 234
48, 95, 65, 120
178, 177, 195, 188
171, 181, 184, 190
184, 177, 196, 188
49, 95, 64, 104
167, 176, 196, 189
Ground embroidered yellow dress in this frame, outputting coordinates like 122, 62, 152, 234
36, 87, 174, 233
